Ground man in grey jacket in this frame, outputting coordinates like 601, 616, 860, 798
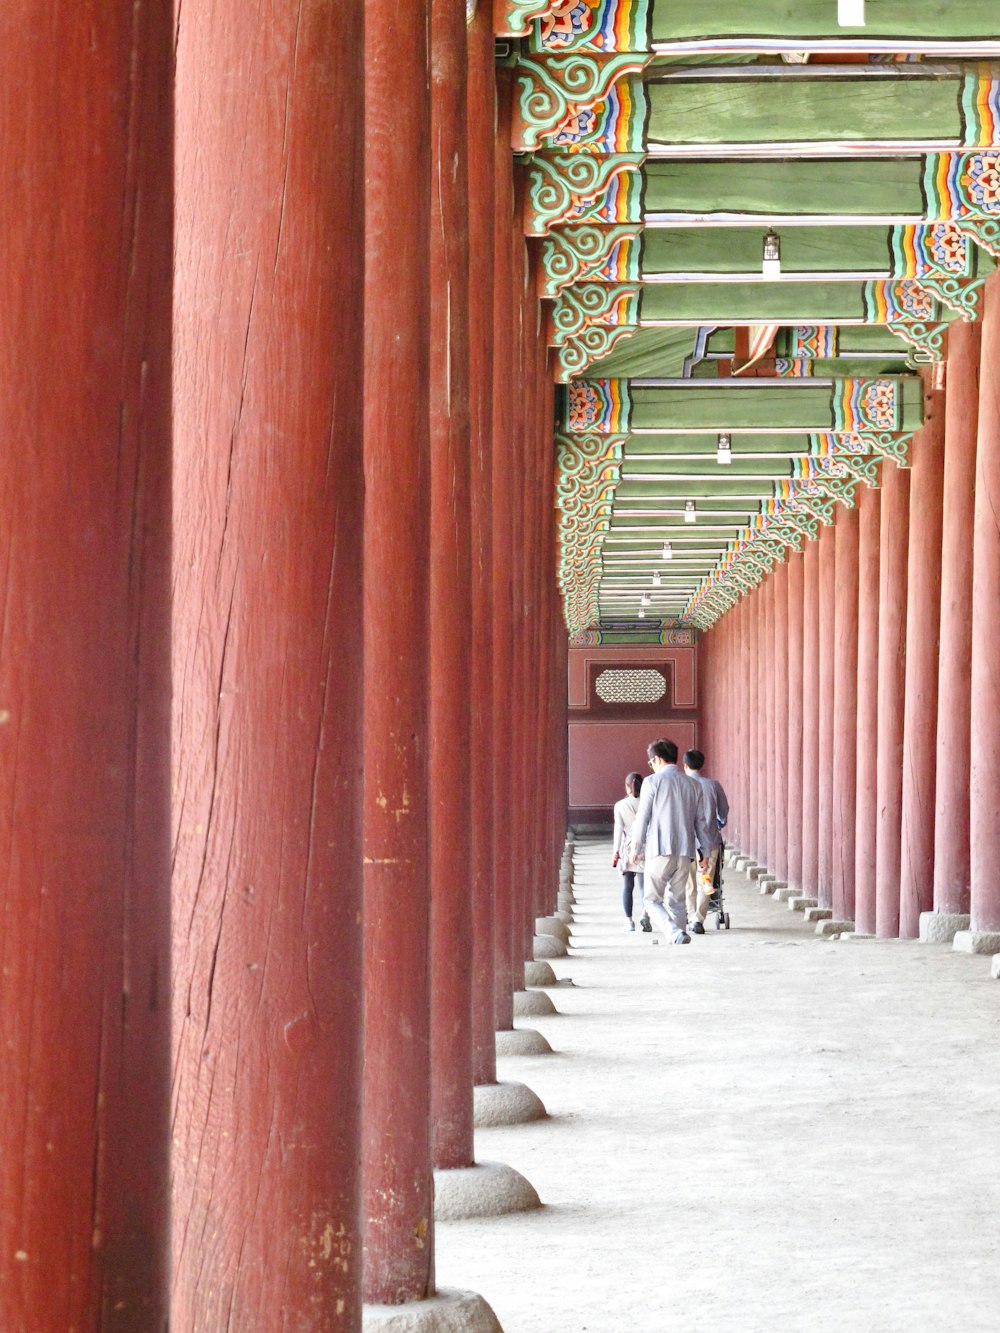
629, 737, 710, 945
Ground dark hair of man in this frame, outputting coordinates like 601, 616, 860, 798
625, 771, 643, 797
683, 749, 705, 771
647, 738, 678, 764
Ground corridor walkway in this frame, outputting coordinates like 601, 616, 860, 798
437, 835, 1000, 1333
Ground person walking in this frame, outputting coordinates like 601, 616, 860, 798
682, 748, 730, 934
629, 738, 710, 945
612, 772, 652, 933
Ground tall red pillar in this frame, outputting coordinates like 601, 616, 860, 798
854, 483, 882, 935
899, 380, 946, 937
969, 274, 1000, 935
773, 562, 790, 883
801, 537, 821, 900
832, 504, 860, 922
468, 5, 499, 1087
932, 321, 981, 920
171, 2, 367, 1325
764, 574, 778, 871
875, 460, 911, 938
816, 522, 836, 908
786, 551, 805, 893
362, 0, 434, 1305
754, 588, 767, 863
0, 6, 172, 1326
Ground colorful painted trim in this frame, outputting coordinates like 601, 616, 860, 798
524, 153, 644, 235
557, 326, 639, 381
788, 326, 837, 359
961, 64, 1000, 148
810, 430, 913, 467
774, 358, 813, 377
540, 224, 642, 295
565, 378, 631, 432
530, 0, 651, 53
890, 224, 972, 279
552, 282, 641, 340
924, 151, 1000, 221
556, 433, 625, 633
862, 280, 938, 323
514, 54, 647, 152
832, 378, 900, 433
547, 76, 648, 154
496, 1, 564, 38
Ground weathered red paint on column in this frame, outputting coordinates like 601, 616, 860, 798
933, 321, 981, 917
764, 574, 778, 871
738, 597, 753, 851
899, 381, 946, 937
773, 563, 790, 882
854, 483, 882, 935
801, 538, 821, 899
875, 460, 911, 938
970, 273, 1000, 932
492, 71, 518, 1033
171, 1, 367, 1325
754, 588, 767, 862
816, 522, 836, 907
429, 0, 474, 1171
0, 5, 172, 1325
362, 0, 434, 1305
786, 551, 805, 892
832, 504, 860, 922
468, 4, 499, 1088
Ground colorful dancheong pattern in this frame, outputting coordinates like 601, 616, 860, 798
890, 224, 972, 278
862, 280, 937, 323
961, 64, 1000, 147
565, 379, 631, 432
549, 77, 647, 153
924, 151, 1000, 219
832, 379, 900, 433
788, 327, 838, 359
531, 0, 651, 53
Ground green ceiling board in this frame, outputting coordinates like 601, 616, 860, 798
789, 357, 911, 376
641, 226, 896, 275
825, 325, 919, 353
646, 76, 961, 148
641, 281, 870, 322
583, 326, 701, 378
624, 457, 794, 477
649, 0, 1000, 40
629, 378, 923, 429
626, 433, 806, 455
643, 160, 925, 216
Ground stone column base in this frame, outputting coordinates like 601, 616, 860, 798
804, 906, 833, 924
496, 1028, 552, 1057
533, 933, 567, 960
839, 931, 875, 941
919, 911, 971, 944
774, 887, 803, 904
434, 1160, 541, 1220
787, 894, 817, 910
747, 865, 770, 881
535, 916, 570, 941
953, 930, 1000, 955
473, 1080, 546, 1127
524, 960, 556, 986
513, 989, 557, 1018
816, 919, 854, 937
364, 1288, 501, 1331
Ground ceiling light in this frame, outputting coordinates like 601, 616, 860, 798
716, 433, 732, 465
652, 570, 662, 586
762, 229, 781, 280
838, 0, 865, 25
684, 500, 697, 524
662, 541, 673, 560
641, 592, 651, 607
637, 607, 645, 619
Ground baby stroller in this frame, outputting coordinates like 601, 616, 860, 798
707, 841, 730, 931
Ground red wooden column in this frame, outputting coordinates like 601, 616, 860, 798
899, 380, 946, 937
773, 562, 790, 883
875, 460, 911, 937
738, 596, 753, 851
832, 504, 860, 923
854, 483, 882, 935
816, 522, 836, 908
932, 321, 981, 925
801, 537, 821, 900
754, 587, 767, 863
468, 4, 499, 1087
969, 273, 1000, 938
172, 1, 367, 1325
429, 0, 473, 1170
0, 7, 172, 1326
786, 551, 805, 893
764, 574, 778, 870
362, 0, 434, 1305
492, 71, 518, 1033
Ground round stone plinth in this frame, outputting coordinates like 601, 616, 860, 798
535, 915, 570, 941
364, 1288, 502, 1332
474, 1079, 547, 1127
496, 1027, 552, 1057
434, 1160, 541, 1220
524, 960, 556, 986
953, 930, 1000, 955
533, 933, 567, 959
513, 989, 557, 1017
919, 911, 971, 944
553, 909, 573, 924
557, 890, 575, 908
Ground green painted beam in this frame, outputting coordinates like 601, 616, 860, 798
642, 226, 899, 276
627, 378, 923, 430
649, 0, 1000, 42
638, 280, 955, 323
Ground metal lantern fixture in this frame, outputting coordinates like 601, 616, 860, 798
762, 229, 781, 279
684, 499, 697, 524
662, 540, 673, 560
716, 432, 732, 465
652, 570, 662, 586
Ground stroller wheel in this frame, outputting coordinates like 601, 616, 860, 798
715, 914, 723, 930
724, 913, 731, 930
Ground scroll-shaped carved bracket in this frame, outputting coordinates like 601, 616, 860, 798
540, 224, 642, 295
809, 430, 913, 467
913, 275, 987, 321
528, 0, 652, 53
525, 152, 645, 235
513, 54, 648, 152
555, 432, 625, 633
556, 324, 638, 380
494, 0, 563, 37
551, 282, 640, 340
955, 217, 1000, 259
886, 319, 948, 364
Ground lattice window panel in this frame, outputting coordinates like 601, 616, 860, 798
594, 668, 667, 705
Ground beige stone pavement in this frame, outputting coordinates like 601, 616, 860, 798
435, 835, 1000, 1333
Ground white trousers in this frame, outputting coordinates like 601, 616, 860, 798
643, 854, 691, 938
686, 846, 720, 924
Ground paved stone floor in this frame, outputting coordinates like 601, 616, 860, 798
436, 835, 1000, 1333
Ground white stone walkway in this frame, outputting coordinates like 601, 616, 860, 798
436, 835, 1000, 1333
